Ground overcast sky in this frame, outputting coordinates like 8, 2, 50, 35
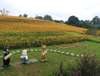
0, 0, 100, 21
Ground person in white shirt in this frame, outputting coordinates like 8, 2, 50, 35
20, 49, 28, 64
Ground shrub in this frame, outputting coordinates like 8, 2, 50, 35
74, 53, 100, 76
54, 53, 100, 76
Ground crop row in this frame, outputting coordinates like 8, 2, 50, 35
0, 16, 87, 33
0, 35, 88, 48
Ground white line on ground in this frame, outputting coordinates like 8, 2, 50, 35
61, 52, 65, 54
66, 52, 70, 55
76, 54, 79, 57
70, 53, 75, 56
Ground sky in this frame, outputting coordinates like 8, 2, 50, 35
0, 0, 100, 21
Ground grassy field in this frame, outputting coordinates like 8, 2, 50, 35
0, 16, 88, 48
0, 16, 100, 76
0, 41, 100, 76
0, 47, 76, 76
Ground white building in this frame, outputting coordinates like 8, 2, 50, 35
0, 8, 9, 16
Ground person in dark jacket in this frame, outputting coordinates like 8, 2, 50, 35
3, 46, 11, 67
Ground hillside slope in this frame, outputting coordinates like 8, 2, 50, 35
0, 16, 87, 33
0, 16, 88, 48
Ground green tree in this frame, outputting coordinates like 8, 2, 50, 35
67, 15, 80, 26
91, 16, 100, 25
23, 14, 28, 17
43, 15, 53, 21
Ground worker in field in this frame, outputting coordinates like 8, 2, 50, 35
20, 48, 29, 64
40, 45, 48, 62
3, 46, 12, 67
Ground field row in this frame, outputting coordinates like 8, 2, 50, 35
0, 34, 88, 48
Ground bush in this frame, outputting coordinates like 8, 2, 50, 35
54, 53, 100, 76
74, 53, 100, 76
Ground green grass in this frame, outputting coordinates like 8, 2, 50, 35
0, 32, 65, 37
0, 31, 88, 48
49, 41, 100, 58
0, 41, 100, 76
87, 35, 100, 42
0, 49, 76, 76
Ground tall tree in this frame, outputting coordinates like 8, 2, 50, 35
91, 16, 100, 25
67, 15, 80, 26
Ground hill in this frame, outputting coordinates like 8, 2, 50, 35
0, 16, 100, 76
0, 16, 86, 33
0, 16, 88, 48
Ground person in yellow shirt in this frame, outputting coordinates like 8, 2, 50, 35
40, 45, 48, 62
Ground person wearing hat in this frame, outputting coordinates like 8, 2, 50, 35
40, 45, 48, 62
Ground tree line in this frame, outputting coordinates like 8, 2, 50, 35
66, 16, 100, 29
19, 14, 100, 29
